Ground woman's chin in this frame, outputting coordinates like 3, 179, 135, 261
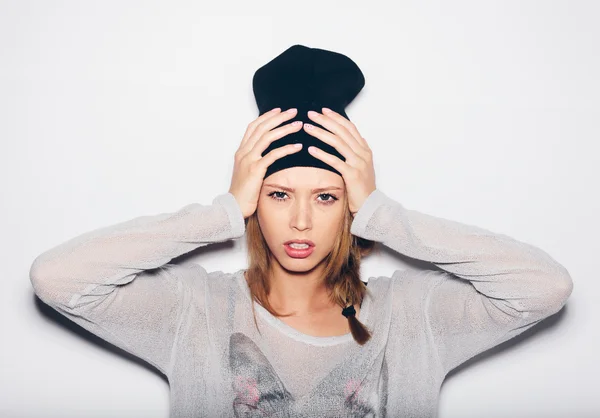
276, 253, 324, 273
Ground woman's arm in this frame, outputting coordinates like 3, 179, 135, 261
29, 192, 245, 377
351, 189, 573, 376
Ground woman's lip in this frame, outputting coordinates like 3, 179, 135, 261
284, 244, 315, 259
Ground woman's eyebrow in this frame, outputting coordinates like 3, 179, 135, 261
263, 184, 343, 193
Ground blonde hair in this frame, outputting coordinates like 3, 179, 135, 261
243, 198, 377, 345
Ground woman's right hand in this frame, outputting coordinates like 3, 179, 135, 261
228, 107, 304, 219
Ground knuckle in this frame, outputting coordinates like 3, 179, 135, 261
253, 123, 265, 135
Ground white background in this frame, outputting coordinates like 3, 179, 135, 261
2, 1, 597, 417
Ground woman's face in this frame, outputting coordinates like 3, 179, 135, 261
257, 166, 346, 273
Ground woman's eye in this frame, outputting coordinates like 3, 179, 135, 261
266, 191, 287, 201
317, 193, 338, 203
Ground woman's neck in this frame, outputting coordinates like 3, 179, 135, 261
266, 262, 334, 316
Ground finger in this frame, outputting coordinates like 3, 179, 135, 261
307, 110, 364, 154
307, 146, 351, 177
244, 108, 298, 152
247, 120, 303, 160
241, 107, 281, 147
320, 108, 370, 150
303, 122, 359, 164
258, 143, 303, 171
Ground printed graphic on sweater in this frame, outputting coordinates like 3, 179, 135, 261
229, 332, 388, 417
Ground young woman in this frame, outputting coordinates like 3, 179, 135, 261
30, 107, 573, 417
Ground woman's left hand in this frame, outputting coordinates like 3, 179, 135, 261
304, 108, 376, 217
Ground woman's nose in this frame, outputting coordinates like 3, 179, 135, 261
290, 204, 312, 229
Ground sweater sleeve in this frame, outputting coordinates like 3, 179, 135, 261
350, 188, 573, 376
29, 192, 246, 377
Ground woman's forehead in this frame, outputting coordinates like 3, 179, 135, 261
264, 167, 344, 189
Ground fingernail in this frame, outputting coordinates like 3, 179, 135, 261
305, 123, 314, 130
287, 108, 297, 113
294, 143, 302, 148
322, 107, 332, 113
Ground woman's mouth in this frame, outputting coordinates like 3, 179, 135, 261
283, 243, 315, 259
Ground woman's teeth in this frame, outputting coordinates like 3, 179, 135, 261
289, 243, 310, 249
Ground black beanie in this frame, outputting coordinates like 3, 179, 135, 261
252, 44, 365, 180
